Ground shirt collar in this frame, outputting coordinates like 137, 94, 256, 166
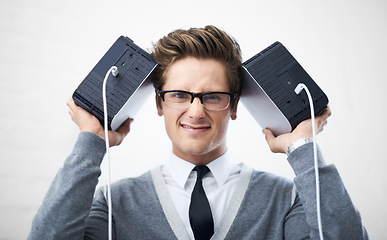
165, 151, 235, 190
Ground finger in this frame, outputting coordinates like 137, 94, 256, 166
263, 129, 276, 149
116, 119, 133, 137
67, 97, 76, 110
325, 106, 332, 116
263, 128, 273, 141
67, 98, 82, 119
68, 108, 75, 121
319, 119, 328, 129
67, 97, 84, 121
109, 119, 133, 147
320, 107, 332, 119
315, 107, 331, 127
67, 98, 77, 122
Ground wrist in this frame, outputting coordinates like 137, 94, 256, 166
80, 128, 105, 141
286, 137, 313, 156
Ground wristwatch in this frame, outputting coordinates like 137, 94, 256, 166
286, 137, 313, 156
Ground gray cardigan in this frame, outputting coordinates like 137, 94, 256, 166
28, 132, 368, 239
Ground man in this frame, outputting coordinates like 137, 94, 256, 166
28, 25, 368, 239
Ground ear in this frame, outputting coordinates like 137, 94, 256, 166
155, 90, 164, 116
230, 96, 239, 120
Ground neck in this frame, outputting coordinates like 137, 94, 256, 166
173, 147, 227, 166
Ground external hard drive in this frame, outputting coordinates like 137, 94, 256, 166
73, 36, 157, 130
241, 42, 329, 136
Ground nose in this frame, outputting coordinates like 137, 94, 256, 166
187, 97, 205, 119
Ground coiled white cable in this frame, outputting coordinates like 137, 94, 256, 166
102, 66, 118, 240
294, 83, 324, 240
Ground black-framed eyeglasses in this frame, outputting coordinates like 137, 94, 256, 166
157, 90, 237, 111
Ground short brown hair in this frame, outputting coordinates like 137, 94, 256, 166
151, 25, 242, 95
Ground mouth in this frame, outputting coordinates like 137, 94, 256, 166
180, 123, 211, 133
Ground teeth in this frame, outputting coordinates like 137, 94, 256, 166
182, 124, 209, 129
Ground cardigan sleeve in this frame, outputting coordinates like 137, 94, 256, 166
286, 142, 368, 239
27, 132, 106, 240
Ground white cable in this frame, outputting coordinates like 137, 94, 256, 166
294, 83, 324, 240
102, 66, 118, 240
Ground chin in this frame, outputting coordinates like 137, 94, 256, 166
180, 146, 211, 156
173, 140, 225, 162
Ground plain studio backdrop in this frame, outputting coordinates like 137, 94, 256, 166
1, 0, 386, 239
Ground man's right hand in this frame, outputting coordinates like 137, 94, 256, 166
67, 97, 132, 147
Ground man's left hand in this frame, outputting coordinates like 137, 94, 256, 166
263, 107, 332, 154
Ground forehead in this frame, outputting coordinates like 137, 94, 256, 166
163, 57, 229, 92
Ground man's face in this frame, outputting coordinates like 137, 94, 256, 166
157, 57, 238, 165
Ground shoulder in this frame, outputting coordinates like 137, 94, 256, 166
250, 169, 292, 185
248, 169, 294, 197
111, 171, 153, 191
94, 170, 160, 207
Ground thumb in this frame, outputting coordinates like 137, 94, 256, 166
109, 118, 133, 147
262, 128, 288, 153
263, 128, 276, 146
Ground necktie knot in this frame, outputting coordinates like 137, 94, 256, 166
194, 165, 210, 180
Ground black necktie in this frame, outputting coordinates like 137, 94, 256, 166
189, 165, 214, 240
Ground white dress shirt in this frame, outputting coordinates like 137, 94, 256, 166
161, 151, 242, 239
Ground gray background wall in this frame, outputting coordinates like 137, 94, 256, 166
1, 0, 386, 239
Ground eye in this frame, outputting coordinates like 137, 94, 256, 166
204, 93, 225, 103
205, 94, 221, 100
172, 92, 189, 99
166, 91, 191, 103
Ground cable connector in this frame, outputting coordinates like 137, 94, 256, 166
111, 66, 119, 77
294, 83, 305, 95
